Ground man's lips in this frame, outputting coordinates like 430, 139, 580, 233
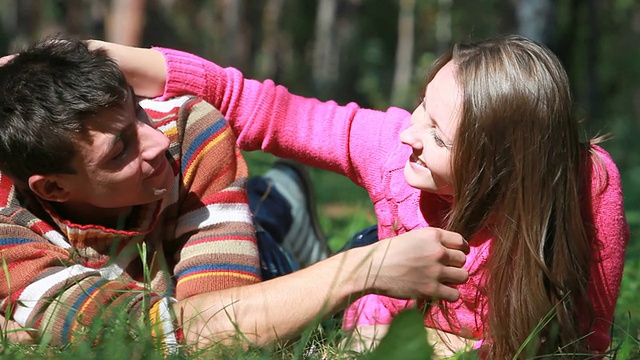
146, 158, 168, 179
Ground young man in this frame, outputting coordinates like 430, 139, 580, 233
0, 36, 470, 350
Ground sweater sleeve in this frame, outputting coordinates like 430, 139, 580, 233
582, 146, 629, 353
0, 219, 179, 349
171, 97, 261, 299
154, 47, 412, 201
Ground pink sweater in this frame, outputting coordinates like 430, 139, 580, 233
156, 47, 629, 353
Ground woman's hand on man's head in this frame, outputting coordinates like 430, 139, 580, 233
86, 39, 167, 99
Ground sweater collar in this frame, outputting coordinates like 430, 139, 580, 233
37, 197, 163, 247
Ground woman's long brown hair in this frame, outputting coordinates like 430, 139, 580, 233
430, 35, 594, 358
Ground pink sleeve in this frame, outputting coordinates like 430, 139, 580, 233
342, 294, 415, 329
583, 146, 629, 353
154, 46, 411, 198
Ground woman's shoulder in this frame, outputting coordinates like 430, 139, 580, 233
585, 144, 622, 196
584, 144, 628, 244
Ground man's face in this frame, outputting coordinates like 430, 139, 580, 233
57, 89, 174, 213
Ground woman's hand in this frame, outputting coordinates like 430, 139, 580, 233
87, 40, 167, 98
0, 54, 16, 66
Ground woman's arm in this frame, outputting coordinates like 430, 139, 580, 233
583, 146, 630, 353
87, 40, 167, 98
88, 40, 411, 196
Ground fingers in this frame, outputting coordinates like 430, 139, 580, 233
0, 54, 16, 66
437, 229, 470, 254
444, 247, 467, 268
0, 315, 35, 344
434, 284, 461, 303
85, 39, 106, 52
438, 266, 469, 286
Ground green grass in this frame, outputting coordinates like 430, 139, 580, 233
1, 152, 638, 359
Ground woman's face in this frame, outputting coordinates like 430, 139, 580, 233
400, 61, 462, 195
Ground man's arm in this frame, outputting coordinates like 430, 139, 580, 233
141, 96, 262, 299
173, 227, 469, 348
0, 223, 178, 347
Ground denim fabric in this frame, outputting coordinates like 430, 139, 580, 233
248, 176, 378, 280
337, 225, 378, 252
248, 176, 299, 280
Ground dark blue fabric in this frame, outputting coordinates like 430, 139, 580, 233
337, 225, 378, 252
248, 176, 299, 280
248, 176, 378, 280
248, 176, 292, 243
255, 227, 299, 280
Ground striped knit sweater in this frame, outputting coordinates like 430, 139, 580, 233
0, 95, 260, 348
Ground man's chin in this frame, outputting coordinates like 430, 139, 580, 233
152, 188, 168, 197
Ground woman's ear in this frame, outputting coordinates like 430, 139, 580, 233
27, 174, 71, 202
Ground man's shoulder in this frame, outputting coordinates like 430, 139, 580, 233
139, 95, 194, 124
139, 95, 193, 112
140, 96, 224, 129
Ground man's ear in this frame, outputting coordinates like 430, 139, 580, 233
27, 175, 71, 202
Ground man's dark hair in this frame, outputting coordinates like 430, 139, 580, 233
0, 34, 129, 185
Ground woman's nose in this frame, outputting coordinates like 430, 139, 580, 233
400, 124, 421, 148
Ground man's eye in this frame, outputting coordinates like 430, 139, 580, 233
113, 141, 128, 160
136, 104, 151, 125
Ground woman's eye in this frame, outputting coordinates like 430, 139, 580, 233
431, 129, 446, 147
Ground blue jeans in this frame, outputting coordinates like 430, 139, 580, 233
248, 176, 378, 280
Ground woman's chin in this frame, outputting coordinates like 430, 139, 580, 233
404, 162, 436, 192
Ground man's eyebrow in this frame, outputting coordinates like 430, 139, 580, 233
103, 87, 135, 158
103, 129, 123, 161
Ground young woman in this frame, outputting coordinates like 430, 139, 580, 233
93, 35, 628, 358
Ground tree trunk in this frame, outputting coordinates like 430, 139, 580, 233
105, 0, 146, 46
313, 0, 338, 95
586, 0, 600, 118
435, 0, 452, 54
392, 0, 416, 106
256, 0, 284, 79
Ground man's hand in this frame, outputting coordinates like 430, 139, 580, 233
171, 226, 469, 348
364, 227, 469, 302
0, 314, 35, 344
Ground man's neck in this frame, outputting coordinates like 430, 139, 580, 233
51, 201, 133, 229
